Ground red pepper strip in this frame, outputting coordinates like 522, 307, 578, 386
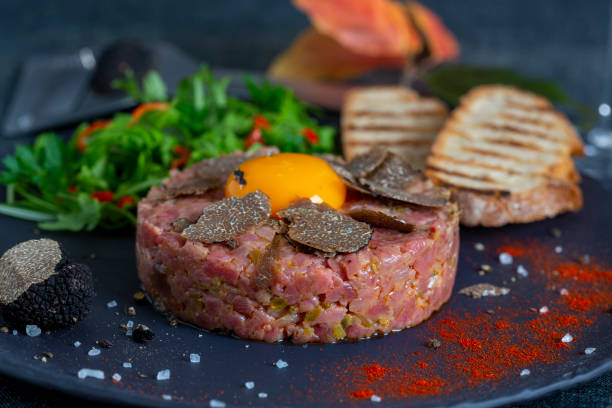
170, 145, 191, 169
117, 196, 136, 209
91, 190, 114, 203
130, 102, 169, 125
301, 127, 319, 144
76, 120, 111, 152
245, 128, 263, 149
253, 114, 271, 130
245, 114, 271, 149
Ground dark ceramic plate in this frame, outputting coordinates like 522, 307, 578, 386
0, 175, 610, 408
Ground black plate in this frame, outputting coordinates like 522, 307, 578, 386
0, 176, 610, 408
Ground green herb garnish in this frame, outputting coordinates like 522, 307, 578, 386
0, 66, 336, 231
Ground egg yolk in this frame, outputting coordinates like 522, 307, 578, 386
225, 153, 346, 214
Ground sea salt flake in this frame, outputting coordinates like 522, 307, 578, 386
126, 320, 134, 328
584, 347, 596, 355
520, 369, 531, 376
539, 306, 549, 314
25, 324, 41, 337
275, 359, 288, 368
371, 395, 382, 402
157, 369, 171, 381
554, 246, 563, 254
474, 242, 485, 251
74, 341, 81, 348
190, 353, 200, 363
517, 265, 529, 277
209, 399, 226, 408
107, 300, 118, 308
123, 362, 132, 368
112, 373, 122, 383
88, 348, 101, 357
258, 392, 268, 398
77, 368, 105, 380
561, 333, 573, 343
162, 394, 172, 401
244, 381, 255, 389
12, 330, 17, 336
499, 252, 513, 265
560, 288, 569, 296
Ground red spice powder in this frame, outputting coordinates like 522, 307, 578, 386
363, 364, 388, 382
338, 239, 612, 401
496, 244, 526, 257
350, 388, 374, 399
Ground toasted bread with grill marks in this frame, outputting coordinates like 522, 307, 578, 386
425, 85, 583, 227
342, 86, 449, 169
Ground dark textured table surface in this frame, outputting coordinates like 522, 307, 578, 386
0, 1, 611, 407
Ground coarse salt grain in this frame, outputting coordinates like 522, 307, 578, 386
25, 325, 41, 337
520, 369, 531, 376
162, 394, 172, 401
112, 373, 121, 383
561, 333, 573, 343
244, 381, 255, 389
474, 242, 485, 251
584, 347, 596, 355
258, 392, 268, 398
275, 359, 288, 368
157, 369, 171, 381
74, 341, 81, 348
190, 353, 200, 363
77, 368, 104, 380
209, 400, 226, 408
560, 288, 569, 296
126, 320, 134, 328
371, 395, 382, 402
12, 330, 17, 336
123, 362, 132, 368
539, 306, 549, 314
499, 252, 513, 265
88, 348, 101, 357
517, 265, 529, 277
107, 300, 118, 308
554, 246, 563, 254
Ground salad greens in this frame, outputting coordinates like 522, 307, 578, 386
0, 66, 336, 231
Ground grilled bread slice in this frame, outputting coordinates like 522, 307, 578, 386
342, 86, 449, 169
425, 85, 583, 227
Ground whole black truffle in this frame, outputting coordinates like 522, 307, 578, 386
0, 239, 95, 329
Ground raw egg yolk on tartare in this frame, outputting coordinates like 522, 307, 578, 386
225, 153, 346, 214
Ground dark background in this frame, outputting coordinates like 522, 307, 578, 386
0, 1, 610, 407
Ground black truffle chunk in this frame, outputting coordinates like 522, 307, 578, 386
0, 239, 95, 329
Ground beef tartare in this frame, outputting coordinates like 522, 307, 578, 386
136, 148, 459, 343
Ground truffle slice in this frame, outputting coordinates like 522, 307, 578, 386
359, 153, 420, 190
254, 233, 283, 289
0, 239, 95, 329
277, 206, 372, 253
182, 191, 271, 245
328, 149, 450, 207
458, 283, 510, 299
347, 208, 416, 233
346, 147, 389, 178
155, 148, 280, 200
